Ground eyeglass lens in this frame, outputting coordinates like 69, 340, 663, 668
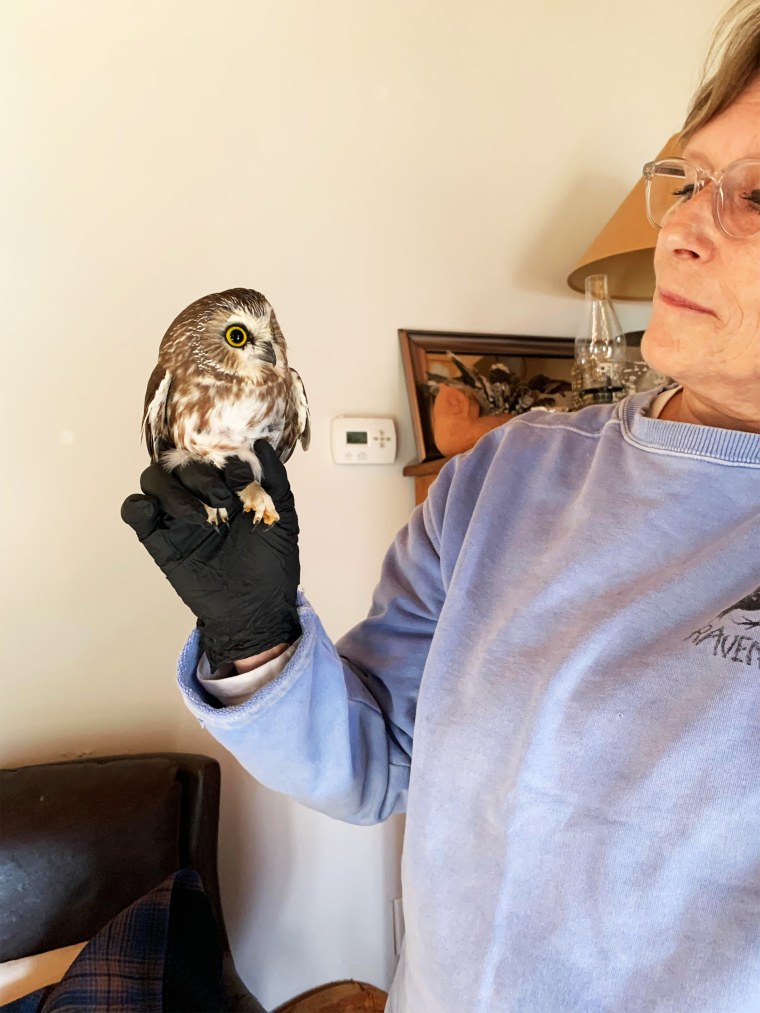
647, 159, 760, 238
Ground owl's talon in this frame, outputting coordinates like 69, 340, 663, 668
204, 504, 229, 526
238, 481, 279, 526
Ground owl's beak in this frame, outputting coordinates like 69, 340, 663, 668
256, 341, 277, 366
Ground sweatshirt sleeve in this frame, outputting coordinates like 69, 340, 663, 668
197, 639, 300, 706
175, 487, 447, 825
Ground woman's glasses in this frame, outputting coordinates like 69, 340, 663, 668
642, 157, 760, 239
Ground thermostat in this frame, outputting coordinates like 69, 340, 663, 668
331, 416, 397, 464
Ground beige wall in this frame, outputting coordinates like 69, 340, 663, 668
1, 1, 722, 1006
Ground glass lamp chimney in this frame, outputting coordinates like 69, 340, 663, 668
573, 274, 627, 408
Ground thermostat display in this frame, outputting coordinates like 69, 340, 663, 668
331, 416, 397, 464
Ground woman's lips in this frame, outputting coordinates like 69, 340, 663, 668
657, 288, 717, 316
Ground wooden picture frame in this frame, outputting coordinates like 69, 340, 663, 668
399, 328, 576, 466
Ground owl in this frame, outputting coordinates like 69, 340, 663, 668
142, 288, 310, 526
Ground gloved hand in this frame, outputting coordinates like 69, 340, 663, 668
120, 439, 301, 670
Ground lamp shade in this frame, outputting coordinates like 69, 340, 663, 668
567, 136, 682, 301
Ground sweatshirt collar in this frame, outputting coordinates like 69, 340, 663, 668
619, 388, 760, 466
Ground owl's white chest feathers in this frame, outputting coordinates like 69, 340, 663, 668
166, 384, 286, 470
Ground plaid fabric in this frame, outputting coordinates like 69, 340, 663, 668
2, 870, 205, 1013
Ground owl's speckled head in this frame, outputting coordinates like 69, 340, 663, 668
159, 288, 289, 382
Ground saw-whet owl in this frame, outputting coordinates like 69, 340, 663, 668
142, 288, 310, 526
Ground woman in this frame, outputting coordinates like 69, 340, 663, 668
122, 2, 760, 1009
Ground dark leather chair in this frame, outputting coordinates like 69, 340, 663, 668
0, 753, 263, 1011
0, 753, 387, 1012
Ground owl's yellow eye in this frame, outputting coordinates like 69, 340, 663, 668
225, 325, 249, 348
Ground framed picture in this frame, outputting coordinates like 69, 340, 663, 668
399, 329, 577, 464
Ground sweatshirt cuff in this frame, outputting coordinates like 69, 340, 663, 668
197, 639, 301, 707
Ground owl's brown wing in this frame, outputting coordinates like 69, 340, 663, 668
289, 362, 310, 445
278, 368, 310, 464
291, 367, 310, 451
141, 364, 173, 461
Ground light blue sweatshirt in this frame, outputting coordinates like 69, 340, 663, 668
178, 389, 760, 1012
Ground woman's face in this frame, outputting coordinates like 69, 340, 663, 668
641, 76, 760, 427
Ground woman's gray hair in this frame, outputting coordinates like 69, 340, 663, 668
681, 0, 760, 142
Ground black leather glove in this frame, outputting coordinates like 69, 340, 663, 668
120, 440, 301, 670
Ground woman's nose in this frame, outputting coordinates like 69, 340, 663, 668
658, 184, 717, 260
